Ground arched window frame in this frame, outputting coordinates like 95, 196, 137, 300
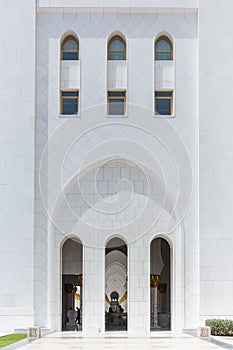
154, 35, 173, 61
108, 35, 126, 60
61, 35, 79, 60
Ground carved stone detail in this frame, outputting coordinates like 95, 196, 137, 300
197, 326, 211, 338
28, 326, 41, 339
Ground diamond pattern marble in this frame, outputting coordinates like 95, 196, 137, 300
19, 332, 224, 350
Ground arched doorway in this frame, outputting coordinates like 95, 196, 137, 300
150, 237, 171, 331
105, 237, 127, 331
62, 237, 83, 331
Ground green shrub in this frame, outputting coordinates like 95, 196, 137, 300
205, 319, 233, 336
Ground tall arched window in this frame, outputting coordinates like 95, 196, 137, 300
61, 35, 79, 60
155, 36, 173, 61
108, 35, 126, 60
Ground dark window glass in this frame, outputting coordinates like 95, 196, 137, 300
63, 38, 79, 51
62, 92, 79, 97
108, 91, 125, 115
155, 37, 172, 61
62, 36, 79, 60
155, 99, 171, 115
108, 36, 126, 60
63, 99, 78, 114
109, 52, 125, 60
155, 52, 172, 60
156, 38, 171, 51
109, 99, 125, 115
155, 91, 172, 115
108, 92, 125, 97
63, 51, 78, 60
155, 92, 172, 97
62, 91, 79, 115
109, 38, 125, 51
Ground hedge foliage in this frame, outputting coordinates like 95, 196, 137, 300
205, 319, 233, 336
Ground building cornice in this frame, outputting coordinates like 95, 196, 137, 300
37, 0, 198, 14
37, 7, 197, 14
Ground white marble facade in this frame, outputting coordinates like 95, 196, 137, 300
0, 0, 233, 335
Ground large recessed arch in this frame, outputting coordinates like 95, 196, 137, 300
46, 153, 184, 332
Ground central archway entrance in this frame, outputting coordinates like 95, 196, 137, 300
105, 237, 127, 331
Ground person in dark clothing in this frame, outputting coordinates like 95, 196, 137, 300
108, 291, 124, 313
75, 307, 81, 330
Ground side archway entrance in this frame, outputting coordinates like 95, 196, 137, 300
150, 237, 171, 331
62, 238, 83, 331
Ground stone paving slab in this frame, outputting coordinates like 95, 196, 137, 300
1, 338, 29, 350
16, 332, 225, 350
211, 336, 233, 349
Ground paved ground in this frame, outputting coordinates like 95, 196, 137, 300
17, 332, 226, 350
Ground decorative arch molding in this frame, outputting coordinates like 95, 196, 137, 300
154, 31, 174, 48
105, 233, 128, 248
105, 262, 127, 287
105, 263, 127, 293
60, 30, 80, 46
149, 233, 173, 249
106, 252, 127, 276
107, 30, 127, 45
60, 233, 83, 250
51, 156, 178, 231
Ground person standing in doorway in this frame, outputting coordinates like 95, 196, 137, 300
75, 307, 81, 330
